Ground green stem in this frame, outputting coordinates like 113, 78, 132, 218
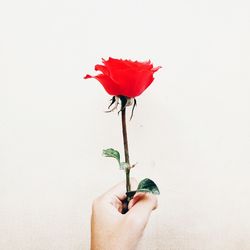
121, 107, 131, 193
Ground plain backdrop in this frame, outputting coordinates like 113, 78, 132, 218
0, 0, 250, 249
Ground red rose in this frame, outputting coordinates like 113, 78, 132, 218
84, 57, 161, 98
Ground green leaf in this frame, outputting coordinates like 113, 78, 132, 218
102, 148, 120, 165
137, 178, 160, 195
125, 179, 160, 200
102, 149, 131, 170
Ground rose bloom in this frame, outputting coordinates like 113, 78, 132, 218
84, 57, 161, 98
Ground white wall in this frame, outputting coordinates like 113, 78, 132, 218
1, 0, 250, 249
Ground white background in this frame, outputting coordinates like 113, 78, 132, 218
1, 0, 250, 249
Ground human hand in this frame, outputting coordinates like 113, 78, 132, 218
91, 179, 158, 250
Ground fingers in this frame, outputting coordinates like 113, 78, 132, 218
126, 193, 158, 229
128, 192, 158, 210
96, 178, 138, 215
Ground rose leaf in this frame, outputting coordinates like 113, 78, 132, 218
136, 178, 160, 195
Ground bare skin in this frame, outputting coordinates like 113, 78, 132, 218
91, 179, 158, 250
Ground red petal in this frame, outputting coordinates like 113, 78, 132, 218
108, 68, 154, 97
103, 57, 154, 72
84, 74, 92, 79
94, 64, 110, 76
123, 59, 153, 71
84, 74, 120, 96
103, 57, 129, 70
152, 66, 162, 72
128, 70, 155, 97
85, 58, 161, 97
